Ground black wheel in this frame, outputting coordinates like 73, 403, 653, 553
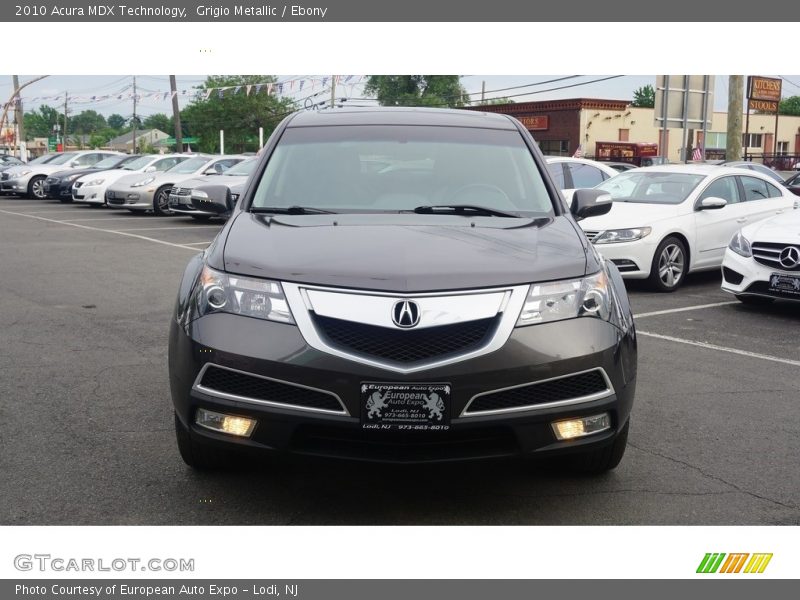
563, 420, 629, 474
735, 294, 774, 306
27, 175, 47, 199
190, 214, 212, 222
59, 197, 73, 204
174, 412, 231, 470
648, 236, 688, 292
152, 185, 173, 216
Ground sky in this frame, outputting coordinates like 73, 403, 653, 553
3, 75, 800, 120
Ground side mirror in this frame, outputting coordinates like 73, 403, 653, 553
143, 166, 156, 173
570, 189, 613, 221
699, 197, 727, 210
191, 184, 231, 214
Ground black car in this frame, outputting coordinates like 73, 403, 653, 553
168, 108, 637, 472
44, 154, 139, 202
784, 171, 800, 197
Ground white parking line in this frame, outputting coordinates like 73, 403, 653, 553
638, 330, 800, 367
113, 226, 221, 232
182, 241, 213, 246
60, 216, 147, 222
0, 209, 201, 251
633, 301, 738, 319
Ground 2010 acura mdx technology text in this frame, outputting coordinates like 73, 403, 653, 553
168, 108, 638, 473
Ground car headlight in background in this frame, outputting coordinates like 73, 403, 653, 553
728, 230, 752, 258
17, 169, 32, 177
85, 178, 104, 186
190, 265, 294, 324
516, 270, 611, 326
592, 227, 652, 244
131, 177, 155, 188
65, 174, 81, 182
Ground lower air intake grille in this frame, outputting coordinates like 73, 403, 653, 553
198, 366, 344, 413
311, 315, 497, 364
466, 369, 611, 414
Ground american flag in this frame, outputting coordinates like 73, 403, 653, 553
692, 146, 703, 161
573, 145, 583, 158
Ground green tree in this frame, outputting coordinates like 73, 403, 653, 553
778, 96, 800, 116
181, 76, 296, 153
631, 84, 655, 108
364, 76, 469, 108
22, 105, 64, 139
478, 97, 515, 105
69, 110, 107, 134
143, 113, 172, 132
107, 113, 126, 130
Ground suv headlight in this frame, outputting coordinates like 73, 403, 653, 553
516, 270, 611, 326
131, 176, 155, 187
189, 265, 294, 324
592, 227, 651, 244
728, 230, 752, 258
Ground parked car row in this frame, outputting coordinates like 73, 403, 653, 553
1, 150, 255, 220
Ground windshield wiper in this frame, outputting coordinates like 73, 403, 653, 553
250, 205, 338, 215
412, 204, 522, 218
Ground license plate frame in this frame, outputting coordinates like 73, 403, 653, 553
768, 272, 800, 297
360, 382, 451, 431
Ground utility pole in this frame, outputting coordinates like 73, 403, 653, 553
330, 75, 336, 108
63, 92, 68, 151
169, 75, 182, 153
132, 76, 137, 154
726, 75, 743, 161
12, 76, 26, 160
481, 80, 485, 104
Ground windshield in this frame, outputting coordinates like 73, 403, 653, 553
93, 156, 126, 170
29, 154, 56, 165
122, 156, 156, 170
596, 171, 705, 205
167, 157, 209, 174
48, 152, 79, 166
251, 125, 553, 215
224, 159, 257, 177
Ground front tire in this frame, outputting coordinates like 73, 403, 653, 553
27, 175, 47, 199
152, 186, 173, 216
648, 236, 688, 292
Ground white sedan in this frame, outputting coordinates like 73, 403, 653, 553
721, 208, 800, 304
579, 165, 798, 291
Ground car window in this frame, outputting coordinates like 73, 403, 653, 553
74, 153, 103, 167
546, 163, 566, 189
595, 171, 704, 205
699, 176, 740, 204
739, 176, 771, 201
765, 181, 783, 198
567, 163, 607, 188
154, 157, 181, 171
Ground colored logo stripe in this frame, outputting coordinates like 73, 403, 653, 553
697, 553, 772, 574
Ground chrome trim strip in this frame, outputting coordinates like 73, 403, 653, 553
282, 282, 530, 374
191, 363, 349, 416
460, 368, 615, 417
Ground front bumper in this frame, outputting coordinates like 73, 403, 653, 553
73, 183, 106, 204
1, 176, 31, 194
721, 248, 800, 301
43, 180, 74, 198
168, 194, 214, 216
590, 238, 657, 280
169, 313, 637, 464
106, 187, 155, 210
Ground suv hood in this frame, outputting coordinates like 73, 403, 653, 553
220, 213, 588, 292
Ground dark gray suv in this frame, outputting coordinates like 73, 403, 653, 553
168, 107, 637, 472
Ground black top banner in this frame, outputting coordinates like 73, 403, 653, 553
4, 0, 799, 21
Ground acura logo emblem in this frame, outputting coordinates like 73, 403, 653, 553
392, 300, 420, 328
779, 246, 800, 269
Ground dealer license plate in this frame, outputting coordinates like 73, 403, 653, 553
768, 273, 800, 297
361, 382, 450, 431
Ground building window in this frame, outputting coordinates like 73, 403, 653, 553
777, 141, 789, 155
742, 133, 763, 148
538, 140, 570, 156
704, 132, 727, 148
618, 129, 629, 142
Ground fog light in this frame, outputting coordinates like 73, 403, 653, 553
551, 413, 610, 441
195, 408, 256, 437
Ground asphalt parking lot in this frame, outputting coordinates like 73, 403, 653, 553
1, 196, 798, 525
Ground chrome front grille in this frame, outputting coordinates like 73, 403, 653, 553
462, 369, 614, 416
752, 242, 800, 272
